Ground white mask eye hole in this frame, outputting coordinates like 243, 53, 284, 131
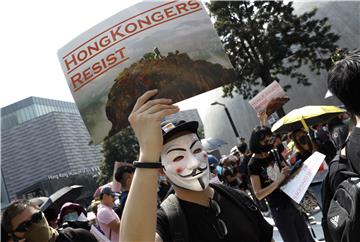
193, 148, 202, 154
173, 155, 184, 162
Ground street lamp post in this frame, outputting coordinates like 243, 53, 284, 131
211, 101, 241, 144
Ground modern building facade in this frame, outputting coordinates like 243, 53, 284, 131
1, 97, 102, 204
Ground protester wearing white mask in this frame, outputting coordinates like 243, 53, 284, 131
161, 130, 210, 191
120, 90, 274, 242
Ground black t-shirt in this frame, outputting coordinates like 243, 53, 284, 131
156, 190, 273, 242
55, 227, 97, 242
348, 127, 360, 175
248, 156, 291, 207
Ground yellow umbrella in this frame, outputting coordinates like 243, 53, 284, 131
271, 105, 345, 134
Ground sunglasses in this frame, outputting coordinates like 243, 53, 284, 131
209, 199, 228, 239
13, 211, 43, 233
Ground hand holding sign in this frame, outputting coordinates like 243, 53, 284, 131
281, 152, 326, 203
249, 81, 289, 115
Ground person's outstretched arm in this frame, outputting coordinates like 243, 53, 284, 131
120, 90, 179, 242
250, 166, 290, 201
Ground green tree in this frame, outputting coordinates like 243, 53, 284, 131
207, 1, 340, 99
97, 126, 139, 185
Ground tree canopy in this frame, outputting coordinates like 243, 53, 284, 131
97, 126, 139, 185
207, 1, 340, 99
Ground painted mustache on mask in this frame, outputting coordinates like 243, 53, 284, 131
178, 165, 207, 178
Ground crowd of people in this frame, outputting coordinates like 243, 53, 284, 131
1, 50, 359, 242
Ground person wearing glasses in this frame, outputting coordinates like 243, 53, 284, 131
120, 90, 274, 242
248, 124, 315, 242
1, 199, 97, 242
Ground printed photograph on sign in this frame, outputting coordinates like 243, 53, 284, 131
58, 0, 237, 143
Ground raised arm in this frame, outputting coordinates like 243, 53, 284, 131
120, 90, 179, 242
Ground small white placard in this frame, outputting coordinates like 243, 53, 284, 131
281, 151, 326, 203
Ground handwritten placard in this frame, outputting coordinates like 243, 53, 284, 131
281, 152, 326, 203
249, 81, 289, 115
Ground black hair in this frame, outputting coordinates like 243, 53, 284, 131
290, 129, 314, 155
1, 199, 38, 232
249, 126, 272, 154
328, 49, 360, 115
114, 164, 135, 186
238, 142, 248, 154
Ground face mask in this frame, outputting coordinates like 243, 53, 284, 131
298, 135, 310, 146
343, 118, 352, 126
258, 143, 273, 153
161, 133, 210, 191
63, 211, 79, 222
24, 213, 58, 242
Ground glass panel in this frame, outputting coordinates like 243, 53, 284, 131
17, 109, 25, 123
27, 106, 35, 120
23, 108, 30, 121
34, 104, 40, 116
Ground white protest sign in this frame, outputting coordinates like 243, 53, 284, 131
249, 81, 289, 115
281, 151, 326, 203
58, 1, 237, 144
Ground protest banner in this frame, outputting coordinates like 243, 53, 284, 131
58, 0, 237, 143
281, 151, 326, 203
249, 81, 289, 115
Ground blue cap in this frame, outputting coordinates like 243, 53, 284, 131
208, 154, 219, 166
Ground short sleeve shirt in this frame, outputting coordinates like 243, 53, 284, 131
97, 203, 120, 242
156, 190, 273, 242
248, 156, 292, 207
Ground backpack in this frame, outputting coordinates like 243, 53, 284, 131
160, 183, 259, 242
321, 145, 360, 242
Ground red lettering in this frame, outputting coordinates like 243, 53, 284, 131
106, 53, 117, 66
92, 62, 102, 74
87, 42, 99, 56
70, 73, 83, 89
188, 0, 201, 10
110, 26, 126, 42
115, 47, 126, 59
137, 16, 152, 29
151, 11, 164, 22
164, 7, 177, 18
101, 58, 108, 69
64, 54, 77, 71
176, 3, 188, 14
83, 68, 93, 81
77, 50, 88, 61
99, 36, 111, 47
125, 22, 137, 33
